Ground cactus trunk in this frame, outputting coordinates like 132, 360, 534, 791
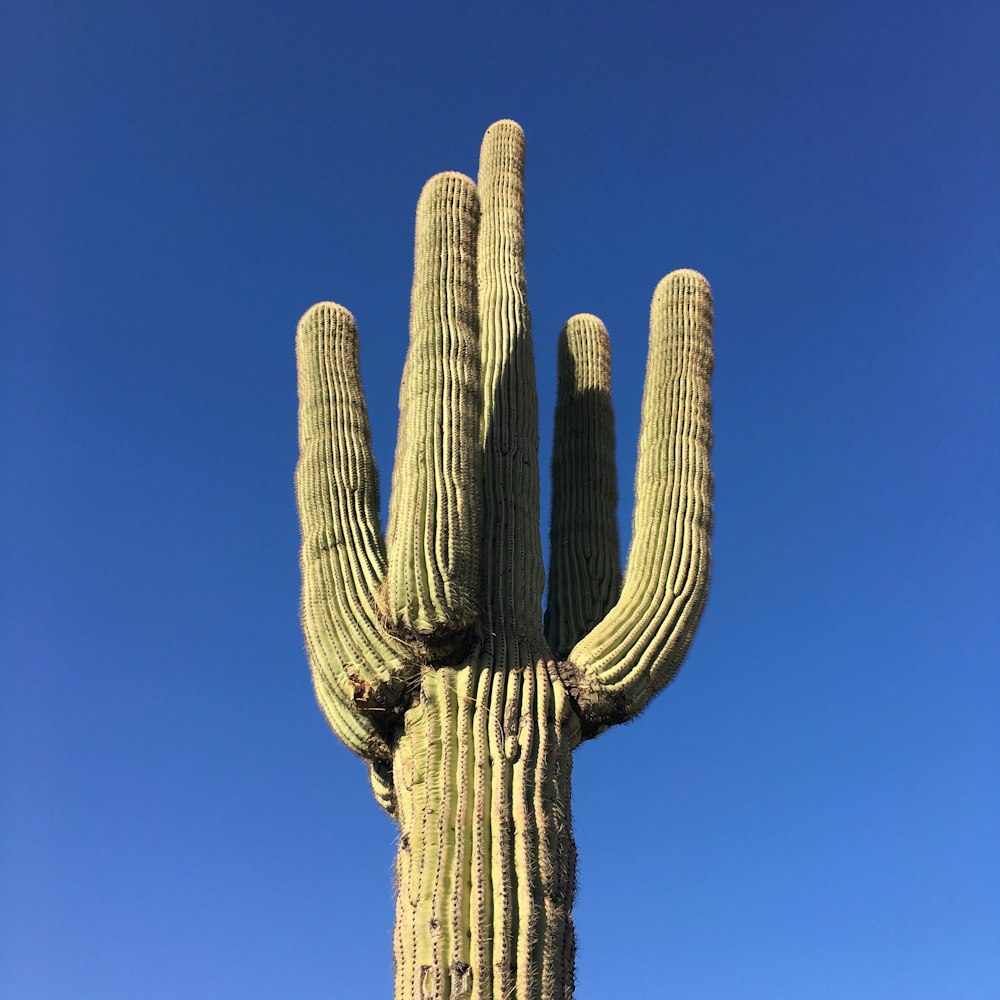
295, 119, 713, 998
393, 662, 577, 1000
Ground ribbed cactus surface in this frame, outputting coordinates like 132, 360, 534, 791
295, 120, 713, 1000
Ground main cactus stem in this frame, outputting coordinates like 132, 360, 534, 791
295, 120, 714, 1000
394, 664, 577, 1000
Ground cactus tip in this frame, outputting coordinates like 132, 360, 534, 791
484, 118, 524, 136
416, 172, 479, 216
420, 170, 477, 194
564, 312, 605, 328
298, 300, 355, 330
655, 268, 711, 296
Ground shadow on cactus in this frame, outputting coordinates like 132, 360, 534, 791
295, 119, 713, 1000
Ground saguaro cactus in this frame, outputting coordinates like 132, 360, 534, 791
295, 120, 713, 1000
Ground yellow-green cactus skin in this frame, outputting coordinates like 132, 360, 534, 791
295, 120, 713, 1000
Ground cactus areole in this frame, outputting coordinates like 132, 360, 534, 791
295, 120, 713, 1000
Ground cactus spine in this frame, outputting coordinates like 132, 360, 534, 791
295, 120, 713, 1000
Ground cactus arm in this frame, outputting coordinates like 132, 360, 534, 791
566, 270, 713, 728
476, 119, 546, 652
544, 314, 622, 659
368, 759, 397, 816
381, 173, 483, 649
295, 303, 412, 761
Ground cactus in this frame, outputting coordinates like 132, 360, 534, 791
295, 120, 713, 1000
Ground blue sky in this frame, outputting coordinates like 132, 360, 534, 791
3, 1, 997, 997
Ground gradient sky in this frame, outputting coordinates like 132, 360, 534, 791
3, 1, 998, 997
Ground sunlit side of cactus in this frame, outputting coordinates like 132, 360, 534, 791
295, 120, 713, 1000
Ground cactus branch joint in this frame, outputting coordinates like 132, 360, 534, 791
294, 119, 713, 1000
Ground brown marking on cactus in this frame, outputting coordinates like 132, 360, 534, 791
450, 962, 472, 998
417, 966, 434, 1000
348, 670, 372, 708
375, 599, 480, 668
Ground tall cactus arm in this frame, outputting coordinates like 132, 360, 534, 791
295, 303, 412, 762
564, 269, 714, 729
380, 172, 483, 652
544, 314, 621, 659
476, 119, 546, 656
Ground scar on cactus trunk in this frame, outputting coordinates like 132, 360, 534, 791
295, 120, 713, 1000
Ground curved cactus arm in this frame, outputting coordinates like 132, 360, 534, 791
565, 269, 714, 728
544, 314, 621, 659
380, 173, 483, 650
477, 120, 546, 652
295, 303, 412, 762
368, 759, 397, 817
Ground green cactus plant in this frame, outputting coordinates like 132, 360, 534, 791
295, 119, 713, 1000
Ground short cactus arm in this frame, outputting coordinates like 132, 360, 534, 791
295, 303, 411, 761
381, 172, 483, 648
477, 120, 546, 653
566, 270, 714, 727
544, 314, 621, 659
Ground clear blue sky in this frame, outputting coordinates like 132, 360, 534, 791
3, 1, 997, 997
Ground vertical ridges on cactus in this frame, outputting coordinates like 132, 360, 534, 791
392, 665, 577, 1000
295, 302, 410, 761
382, 172, 483, 643
566, 269, 714, 725
477, 120, 546, 662
545, 314, 621, 659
